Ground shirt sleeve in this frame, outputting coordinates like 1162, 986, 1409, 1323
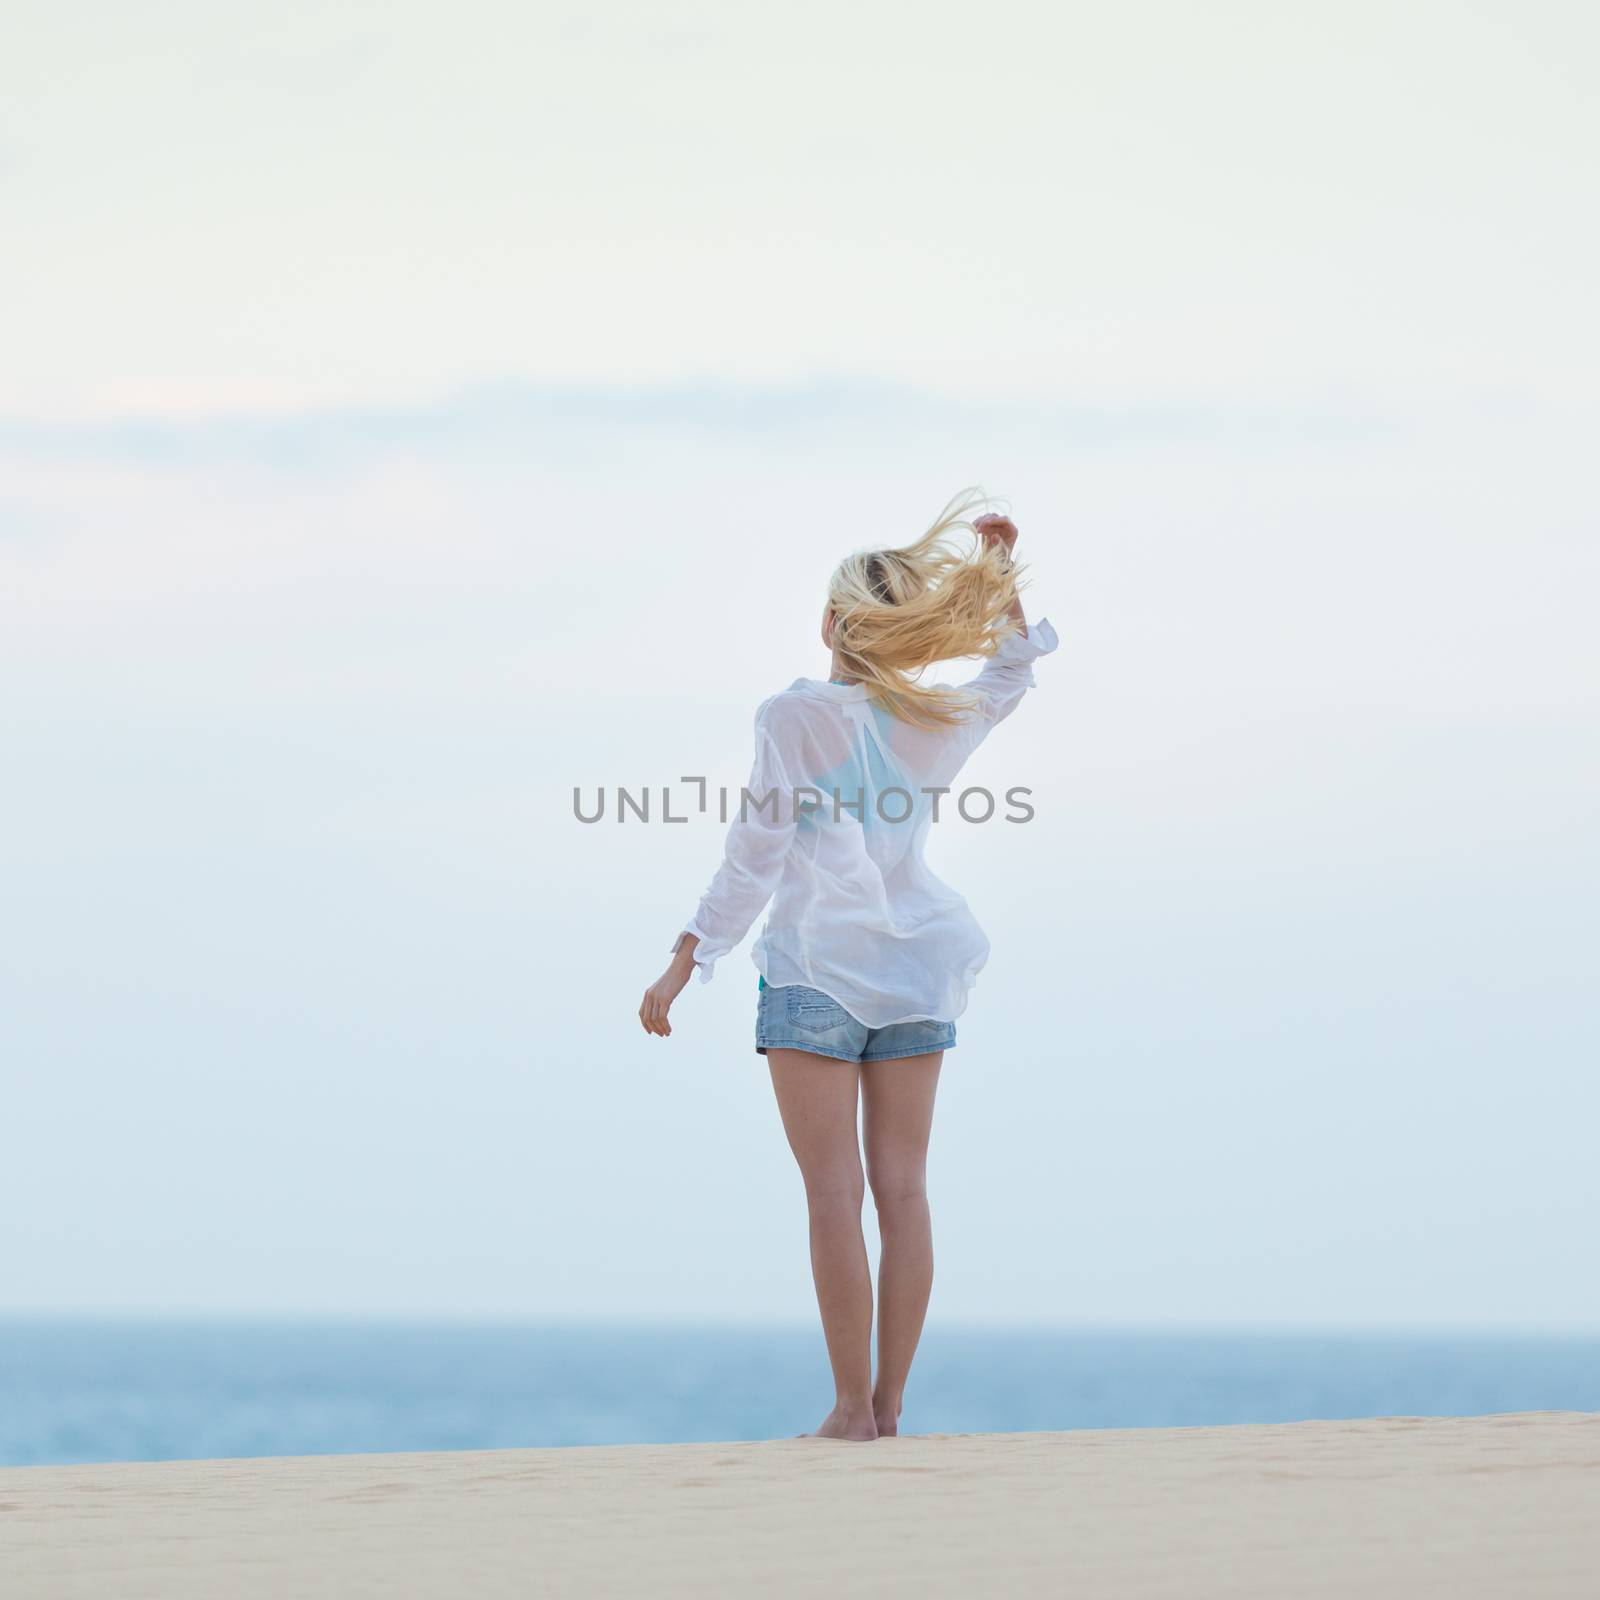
675, 699, 801, 984
954, 615, 1060, 747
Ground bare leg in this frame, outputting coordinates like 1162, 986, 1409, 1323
767, 1048, 876, 1441
861, 1051, 942, 1437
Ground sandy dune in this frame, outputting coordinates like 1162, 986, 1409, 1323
3, 1411, 1596, 1597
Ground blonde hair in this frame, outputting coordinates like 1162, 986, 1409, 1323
827, 486, 1025, 730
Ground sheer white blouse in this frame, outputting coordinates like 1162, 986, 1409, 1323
677, 617, 1059, 1026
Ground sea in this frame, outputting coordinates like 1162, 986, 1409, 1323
2, 1321, 1596, 1469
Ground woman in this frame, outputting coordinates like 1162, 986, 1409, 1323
638, 488, 1058, 1441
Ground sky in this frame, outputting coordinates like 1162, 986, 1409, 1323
2, 0, 1596, 1330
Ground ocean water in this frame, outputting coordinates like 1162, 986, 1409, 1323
1, 1321, 1596, 1468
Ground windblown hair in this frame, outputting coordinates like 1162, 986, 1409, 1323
826, 486, 1025, 730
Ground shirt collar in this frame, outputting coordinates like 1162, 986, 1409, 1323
791, 676, 872, 702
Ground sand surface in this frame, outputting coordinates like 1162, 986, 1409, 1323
3, 1411, 1596, 1597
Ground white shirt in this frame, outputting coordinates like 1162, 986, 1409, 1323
679, 617, 1059, 1026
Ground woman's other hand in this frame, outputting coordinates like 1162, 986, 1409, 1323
639, 937, 697, 1036
974, 512, 1018, 557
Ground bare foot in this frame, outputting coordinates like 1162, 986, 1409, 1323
799, 1403, 878, 1442
873, 1397, 902, 1438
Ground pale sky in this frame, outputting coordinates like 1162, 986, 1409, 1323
2, 1, 1596, 1329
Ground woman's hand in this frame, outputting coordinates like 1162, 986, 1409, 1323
975, 512, 1027, 633
639, 938, 697, 1037
974, 512, 1018, 557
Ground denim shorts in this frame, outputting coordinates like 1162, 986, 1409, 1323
755, 979, 957, 1064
